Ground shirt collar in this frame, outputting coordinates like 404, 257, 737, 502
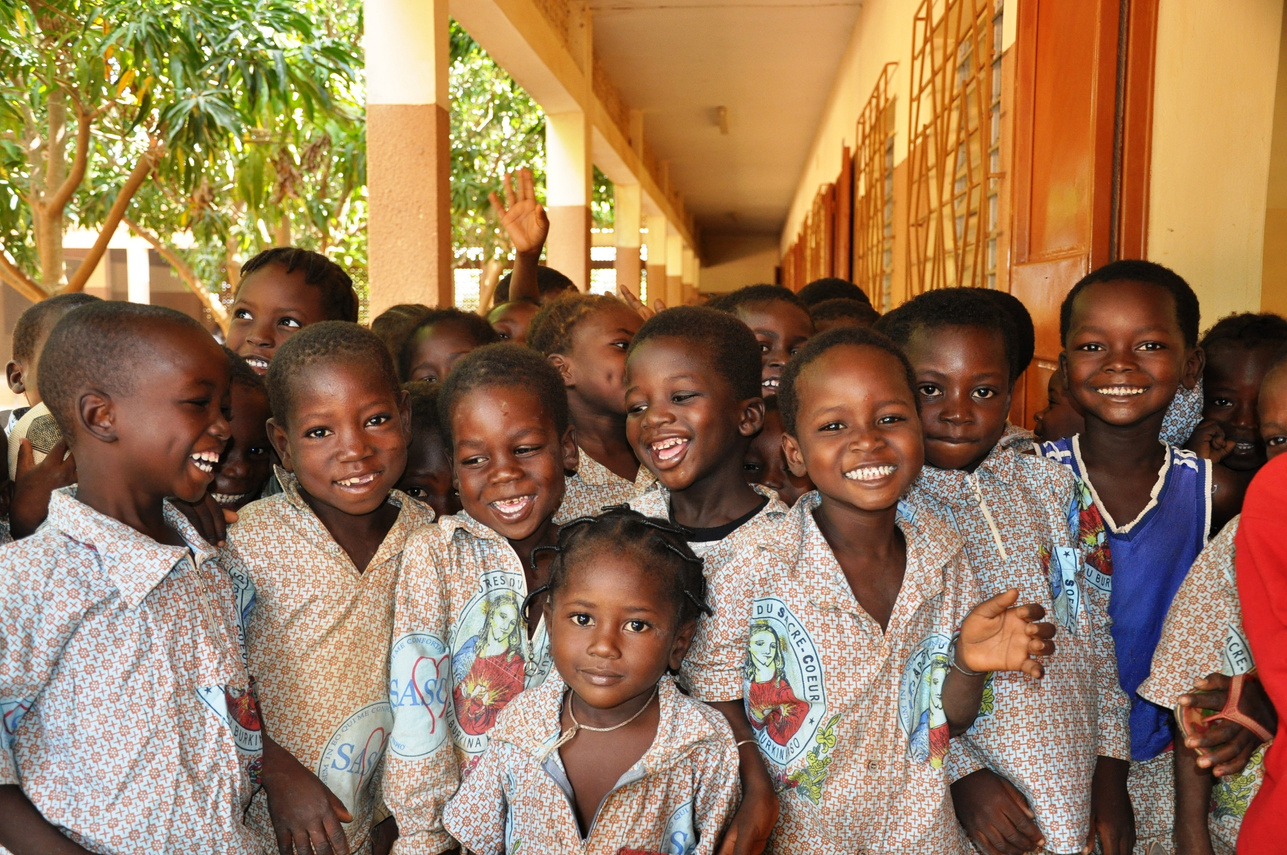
573, 448, 658, 492
48, 487, 217, 608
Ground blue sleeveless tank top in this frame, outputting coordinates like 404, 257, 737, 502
1037, 436, 1211, 761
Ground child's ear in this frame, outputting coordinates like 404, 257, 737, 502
79, 391, 117, 443
1181, 346, 1205, 391
737, 397, 766, 438
6, 361, 24, 396
560, 424, 580, 473
546, 354, 575, 388
265, 417, 294, 472
782, 432, 808, 478
668, 618, 699, 672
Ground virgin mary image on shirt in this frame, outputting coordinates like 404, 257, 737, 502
452, 591, 526, 736
746, 620, 810, 746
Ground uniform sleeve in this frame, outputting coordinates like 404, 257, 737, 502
385, 529, 461, 855
0, 545, 92, 785
692, 731, 743, 855
1236, 458, 1287, 736
440, 741, 512, 855
682, 543, 764, 703
944, 733, 990, 783
1071, 483, 1131, 760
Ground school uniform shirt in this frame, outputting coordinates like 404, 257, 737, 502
555, 445, 657, 522
384, 510, 556, 855
628, 482, 789, 563
0, 488, 261, 855
1137, 517, 1263, 855
685, 491, 978, 854
443, 674, 741, 855
905, 445, 1130, 853
221, 471, 434, 854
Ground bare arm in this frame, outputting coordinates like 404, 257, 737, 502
709, 700, 779, 855
0, 785, 95, 855
1172, 740, 1216, 855
488, 168, 547, 304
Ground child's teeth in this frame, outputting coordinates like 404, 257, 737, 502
651, 437, 688, 460
844, 464, 896, 481
212, 492, 249, 504
338, 474, 375, 487
189, 452, 218, 473
1097, 386, 1147, 396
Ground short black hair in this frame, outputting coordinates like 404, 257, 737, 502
628, 306, 762, 400
398, 308, 501, 381
239, 247, 359, 323
402, 379, 446, 445
810, 297, 880, 327
797, 277, 872, 307
710, 283, 810, 317
371, 303, 432, 360
778, 325, 918, 435
266, 321, 400, 426
224, 347, 267, 393
39, 302, 220, 437
527, 293, 626, 357
494, 265, 577, 304
542, 507, 710, 628
972, 288, 1035, 377
1059, 259, 1201, 348
875, 288, 1021, 383
436, 342, 569, 451
11, 293, 101, 363
1199, 312, 1287, 354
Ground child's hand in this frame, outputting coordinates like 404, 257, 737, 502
1085, 756, 1133, 855
715, 771, 778, 855
959, 589, 1056, 678
262, 735, 353, 855
173, 492, 238, 547
1179, 673, 1277, 776
1186, 418, 1233, 464
488, 168, 548, 258
950, 768, 1044, 855
618, 284, 655, 320
10, 437, 76, 538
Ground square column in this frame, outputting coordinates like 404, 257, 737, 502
546, 111, 592, 290
613, 183, 642, 294
681, 245, 696, 305
366, 0, 452, 314
643, 214, 667, 305
665, 227, 684, 309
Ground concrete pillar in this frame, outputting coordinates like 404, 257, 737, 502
643, 215, 667, 305
681, 245, 696, 305
665, 228, 684, 310
546, 112, 593, 290
126, 244, 151, 305
613, 183, 642, 295
366, 0, 451, 314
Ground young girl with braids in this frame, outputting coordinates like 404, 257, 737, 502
443, 508, 741, 854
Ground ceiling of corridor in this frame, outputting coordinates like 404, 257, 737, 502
589, 0, 863, 237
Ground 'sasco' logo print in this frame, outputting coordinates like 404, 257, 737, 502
388, 632, 451, 759
318, 701, 394, 816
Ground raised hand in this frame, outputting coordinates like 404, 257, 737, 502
958, 588, 1056, 678
488, 168, 548, 258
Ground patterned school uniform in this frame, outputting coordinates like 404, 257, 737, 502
1037, 436, 1212, 852
1138, 517, 1265, 855
443, 674, 741, 855
555, 446, 657, 522
384, 511, 557, 855
0, 489, 261, 854
221, 471, 433, 854
685, 491, 979, 854
905, 445, 1130, 853
628, 482, 789, 563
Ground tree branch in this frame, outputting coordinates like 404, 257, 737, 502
0, 247, 49, 303
122, 215, 230, 332
64, 143, 161, 293
44, 106, 91, 214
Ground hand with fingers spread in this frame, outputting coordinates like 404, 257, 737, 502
1178, 672, 1277, 777
10, 437, 76, 538
959, 588, 1058, 678
617, 284, 655, 321
488, 168, 548, 258
262, 734, 353, 855
1085, 755, 1134, 855
951, 768, 1045, 855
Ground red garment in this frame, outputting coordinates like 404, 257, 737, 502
748, 675, 810, 747
453, 651, 525, 736
1235, 454, 1287, 854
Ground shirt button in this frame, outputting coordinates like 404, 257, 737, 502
866, 759, 880, 772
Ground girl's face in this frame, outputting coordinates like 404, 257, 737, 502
1062, 280, 1202, 429
904, 325, 1012, 472
404, 321, 482, 384
736, 301, 814, 397
490, 603, 519, 642
545, 551, 694, 714
226, 265, 330, 375
1203, 344, 1279, 472
561, 303, 643, 416
1258, 365, 1287, 462
783, 345, 923, 514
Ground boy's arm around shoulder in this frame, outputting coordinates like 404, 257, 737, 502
385, 524, 462, 855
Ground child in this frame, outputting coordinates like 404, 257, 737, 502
685, 325, 1057, 854
442, 508, 740, 854
1034, 365, 1085, 443
371, 303, 431, 359
1037, 259, 1242, 853
397, 380, 461, 519
221, 321, 433, 854
226, 247, 359, 375
711, 284, 815, 397
1187, 313, 1287, 511
0, 301, 260, 853
743, 396, 813, 506
5, 292, 100, 428
486, 298, 539, 345
527, 293, 654, 521
884, 289, 1132, 855
795, 276, 872, 307
809, 297, 880, 332
210, 351, 275, 510
1137, 352, 1287, 855
383, 343, 578, 854
398, 308, 499, 383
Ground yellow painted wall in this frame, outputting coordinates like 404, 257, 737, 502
1148, 0, 1283, 328
1262, 5, 1287, 317
701, 234, 781, 294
